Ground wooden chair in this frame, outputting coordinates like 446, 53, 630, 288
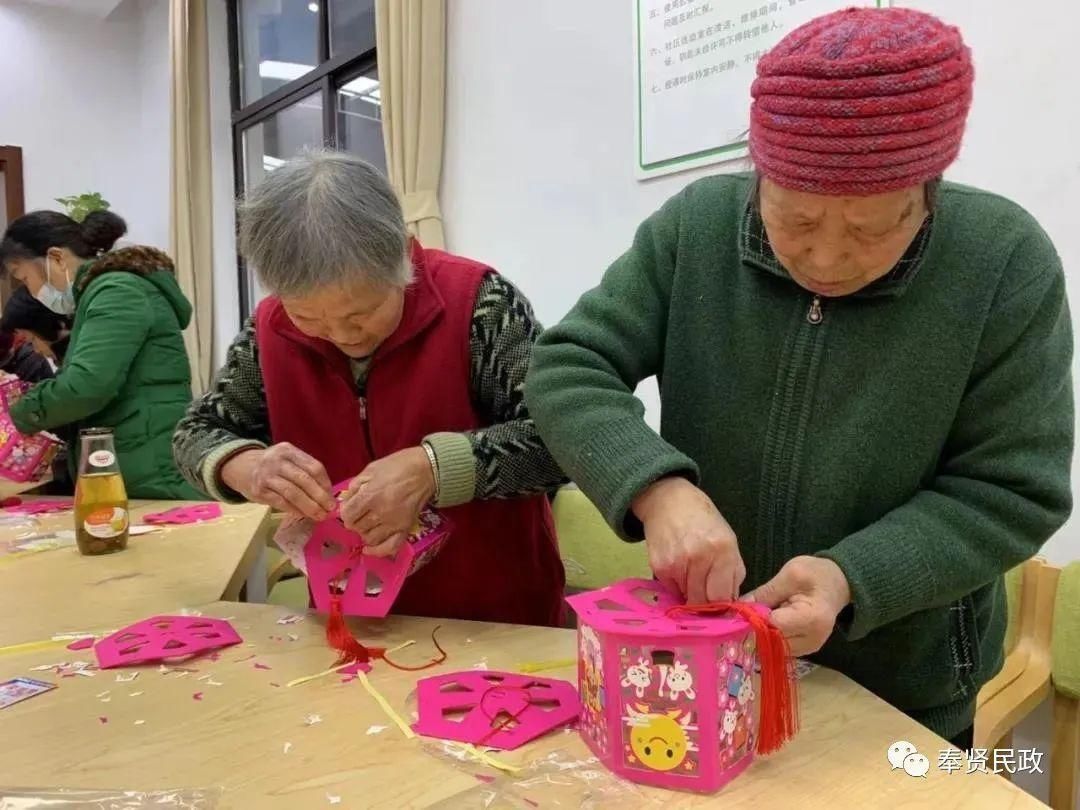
973, 558, 1080, 810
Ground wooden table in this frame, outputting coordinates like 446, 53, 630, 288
0, 501, 272, 648
0, 601, 1046, 808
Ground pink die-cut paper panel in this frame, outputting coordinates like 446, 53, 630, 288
143, 503, 223, 525
94, 616, 242, 669
66, 637, 95, 651
304, 480, 451, 618
4, 498, 74, 515
566, 578, 770, 639
413, 671, 580, 751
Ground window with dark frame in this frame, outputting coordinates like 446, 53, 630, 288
227, 0, 385, 320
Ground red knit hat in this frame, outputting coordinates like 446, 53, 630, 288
749, 7, 974, 196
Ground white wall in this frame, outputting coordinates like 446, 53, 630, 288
442, 0, 1080, 568
0, 0, 167, 247
0, 0, 239, 366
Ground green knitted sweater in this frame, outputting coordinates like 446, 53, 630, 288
525, 174, 1074, 738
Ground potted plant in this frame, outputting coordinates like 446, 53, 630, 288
54, 192, 110, 223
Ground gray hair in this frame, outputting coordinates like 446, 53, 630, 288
239, 149, 411, 297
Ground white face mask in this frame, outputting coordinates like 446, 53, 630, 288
34, 256, 75, 316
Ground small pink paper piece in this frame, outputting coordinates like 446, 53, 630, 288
306, 481, 451, 619
339, 662, 372, 676
253, 662, 272, 671
142, 502, 223, 525
413, 671, 579, 751
66, 637, 95, 651
98, 716, 108, 724
193, 692, 204, 701
94, 616, 242, 669
5, 498, 73, 515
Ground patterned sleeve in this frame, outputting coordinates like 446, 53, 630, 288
423, 273, 568, 504
171, 316, 271, 500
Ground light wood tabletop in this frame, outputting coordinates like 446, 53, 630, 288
0, 601, 1047, 809
0, 501, 272, 648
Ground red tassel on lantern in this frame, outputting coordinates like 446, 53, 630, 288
325, 595, 447, 673
667, 602, 799, 755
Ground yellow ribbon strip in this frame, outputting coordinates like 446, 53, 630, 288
516, 657, 576, 673
285, 640, 416, 688
356, 671, 415, 739
0, 638, 68, 657
455, 744, 522, 774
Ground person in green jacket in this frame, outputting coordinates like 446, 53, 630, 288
525, 8, 1073, 749
0, 209, 200, 499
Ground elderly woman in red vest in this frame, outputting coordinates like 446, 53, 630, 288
173, 150, 565, 626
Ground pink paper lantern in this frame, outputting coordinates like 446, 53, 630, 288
413, 670, 580, 750
94, 615, 242, 669
568, 579, 775, 794
305, 482, 451, 618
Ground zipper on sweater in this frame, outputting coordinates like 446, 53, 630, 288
753, 297, 828, 584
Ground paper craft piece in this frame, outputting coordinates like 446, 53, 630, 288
568, 578, 797, 794
413, 671, 579, 751
0, 377, 62, 482
0, 677, 56, 708
305, 481, 452, 618
94, 616, 242, 669
142, 503, 223, 525
66, 637, 95, 651
4, 498, 73, 515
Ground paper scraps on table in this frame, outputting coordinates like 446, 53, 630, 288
129, 691, 143, 697
197, 675, 223, 686
366, 725, 387, 735
128, 525, 159, 536
304, 713, 322, 726
98, 716, 108, 724
142, 503, 223, 525
94, 615, 242, 669
4, 498, 73, 515
473, 774, 495, 784
115, 672, 139, 683
283, 742, 293, 755
326, 794, 341, 806
276, 614, 303, 625
0, 677, 56, 709
413, 671, 580, 751
134, 720, 145, 726
253, 662, 272, 670
287, 634, 300, 642
471, 659, 489, 670
192, 692, 204, 701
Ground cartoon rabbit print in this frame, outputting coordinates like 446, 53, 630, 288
621, 657, 652, 698
663, 660, 696, 700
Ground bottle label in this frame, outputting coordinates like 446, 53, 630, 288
84, 507, 128, 538
88, 450, 116, 468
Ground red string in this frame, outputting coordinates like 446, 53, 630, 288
474, 685, 533, 748
324, 596, 446, 672
665, 601, 799, 755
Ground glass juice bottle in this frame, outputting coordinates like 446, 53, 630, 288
74, 428, 129, 555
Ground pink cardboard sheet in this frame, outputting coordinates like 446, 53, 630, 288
143, 503, 223, 525
4, 498, 73, 515
413, 671, 579, 751
94, 616, 242, 669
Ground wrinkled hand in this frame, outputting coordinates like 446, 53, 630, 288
219, 443, 335, 521
744, 556, 851, 656
632, 477, 746, 603
339, 447, 436, 558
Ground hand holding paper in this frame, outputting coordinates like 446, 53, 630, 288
339, 447, 436, 557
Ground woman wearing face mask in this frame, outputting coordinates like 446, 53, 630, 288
525, 8, 1072, 749
0, 209, 200, 499
173, 150, 566, 626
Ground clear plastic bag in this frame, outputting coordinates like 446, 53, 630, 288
421, 743, 664, 810
0, 788, 222, 809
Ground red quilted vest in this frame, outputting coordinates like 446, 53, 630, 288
254, 242, 565, 626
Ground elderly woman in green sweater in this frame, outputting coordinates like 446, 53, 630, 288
525, 8, 1073, 749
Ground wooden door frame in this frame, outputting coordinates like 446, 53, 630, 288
0, 145, 24, 306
